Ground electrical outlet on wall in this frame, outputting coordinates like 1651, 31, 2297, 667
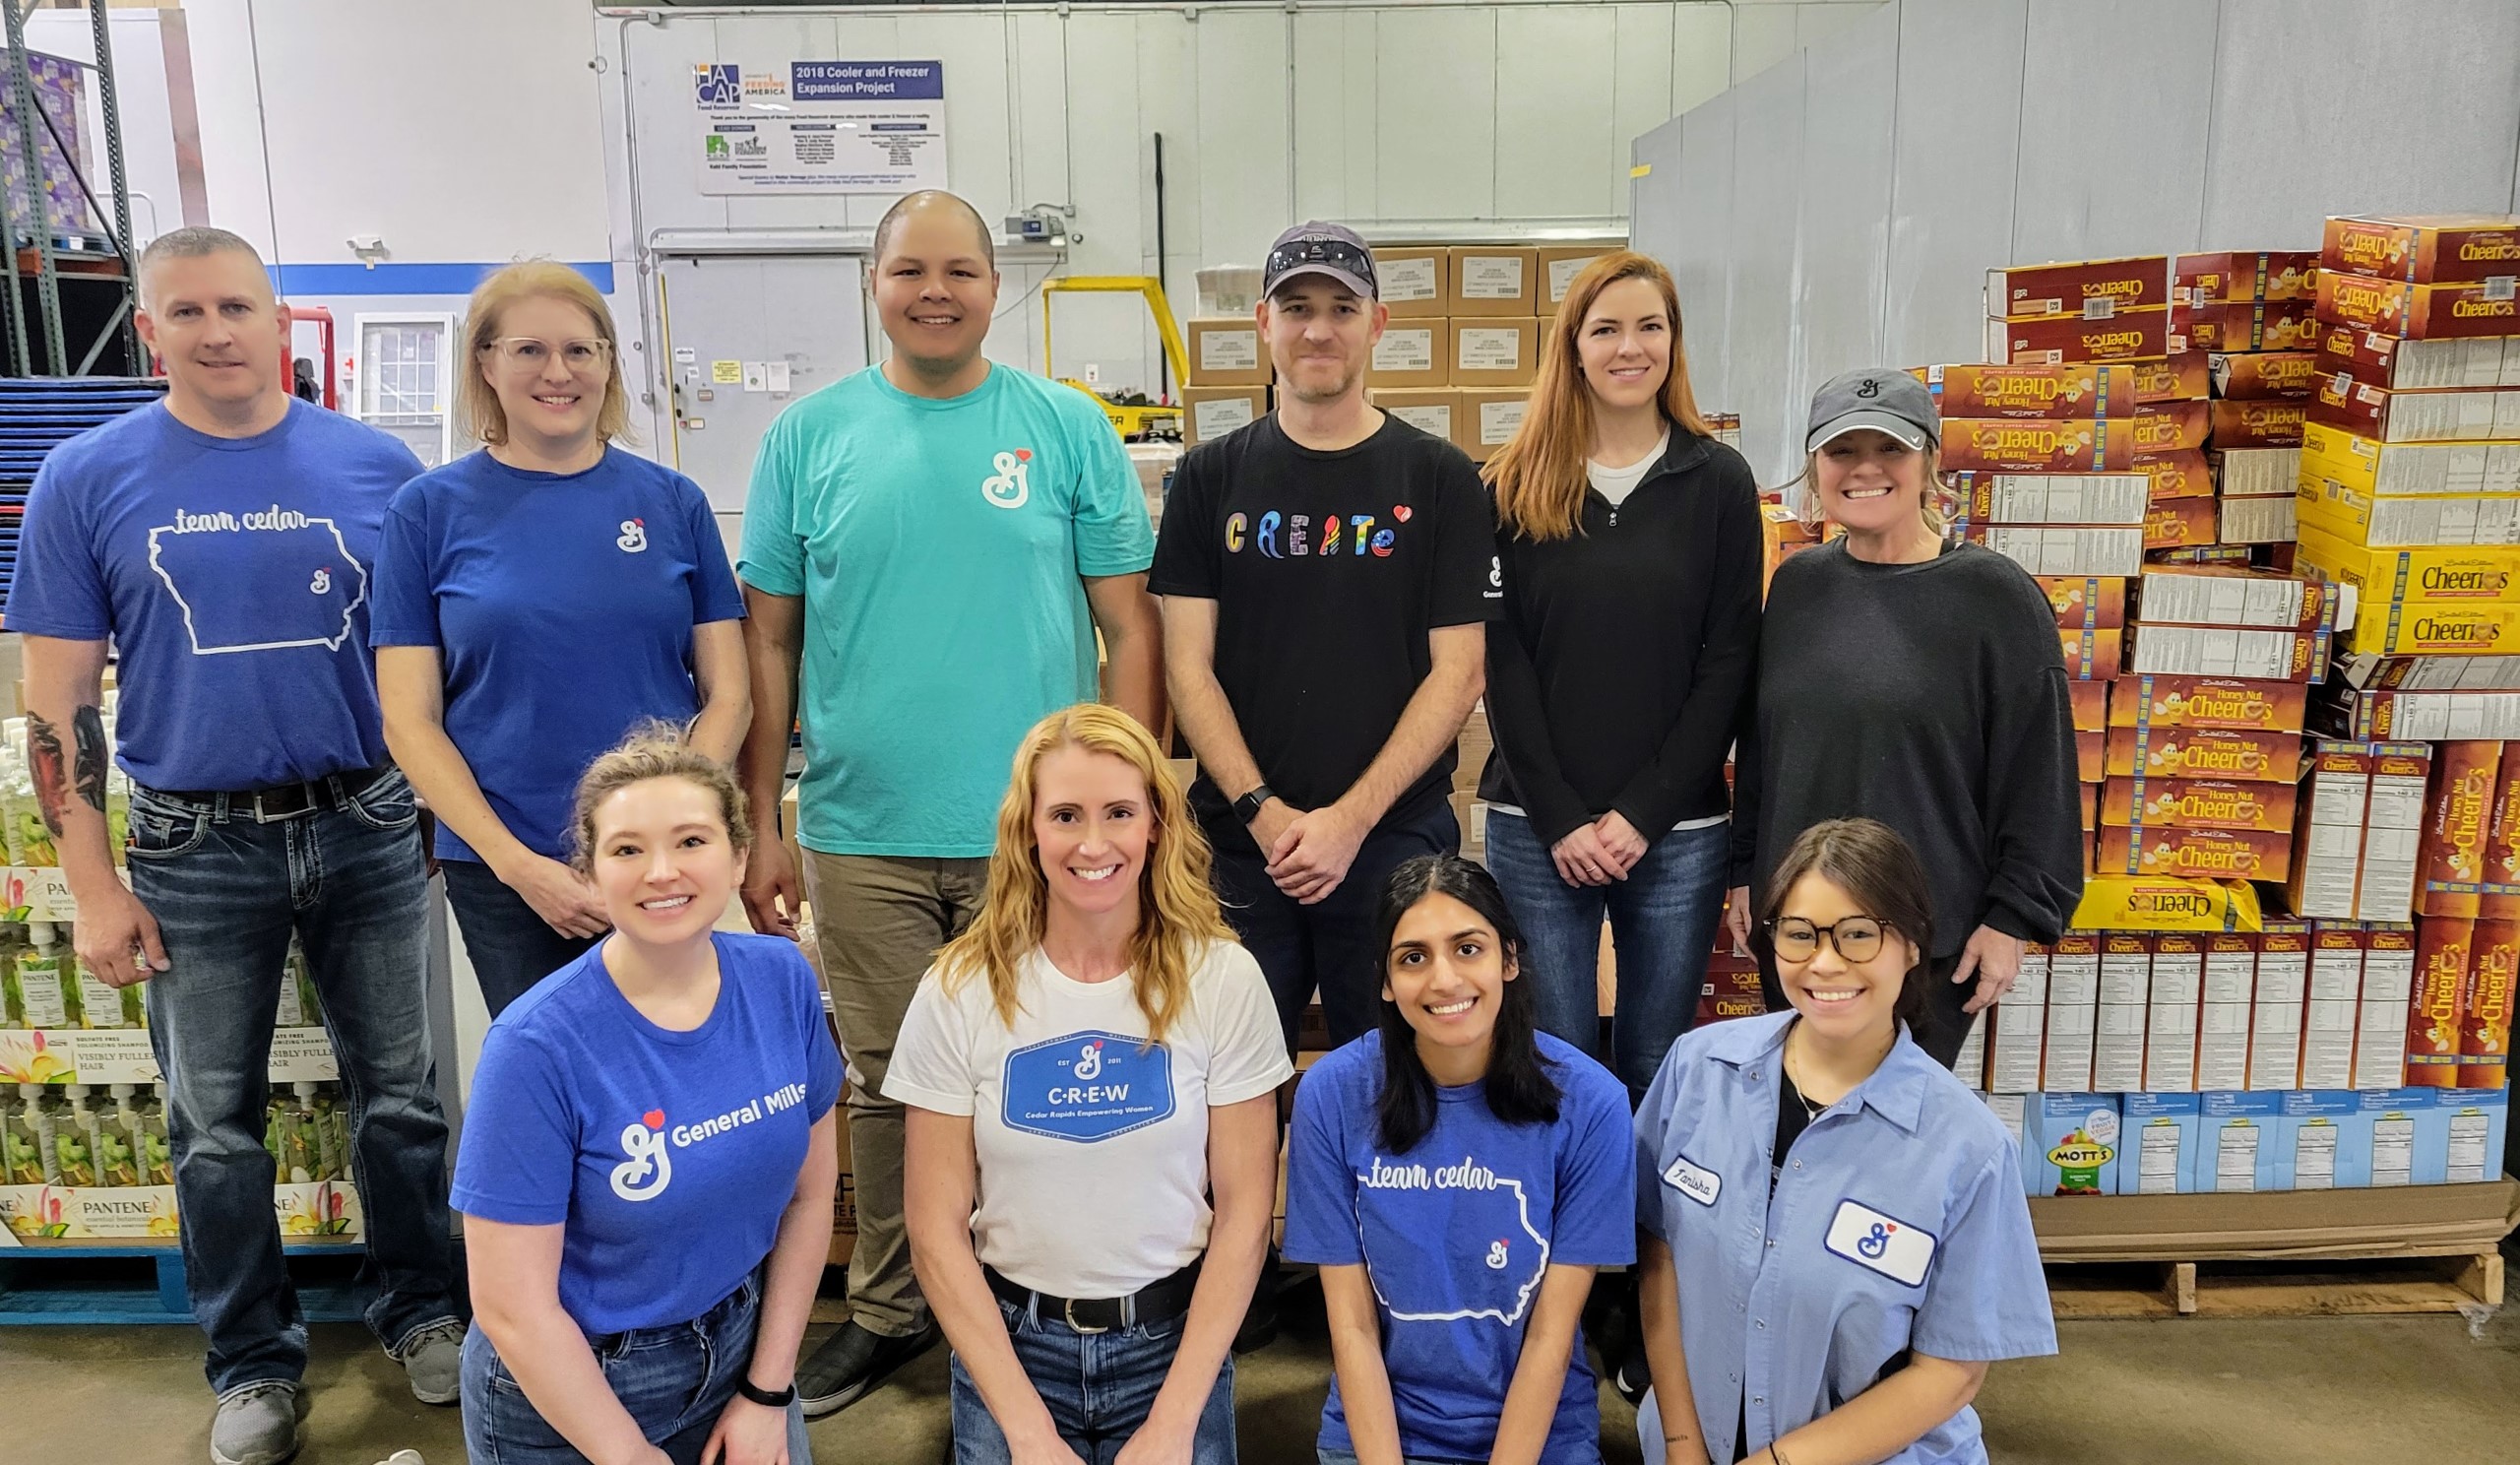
1083, 363, 1100, 384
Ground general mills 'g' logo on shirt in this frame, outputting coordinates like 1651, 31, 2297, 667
617, 517, 649, 552
609, 1110, 672, 1201
982, 449, 1034, 509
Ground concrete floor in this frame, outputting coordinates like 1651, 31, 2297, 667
4, 1279, 2518, 1465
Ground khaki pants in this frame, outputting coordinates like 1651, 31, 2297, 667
803, 850, 990, 1338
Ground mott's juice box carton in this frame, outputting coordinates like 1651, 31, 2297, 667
2440, 1090, 2509, 1183
2196, 1091, 2286, 1192
2338, 1089, 2436, 1186
2027, 1093, 2120, 1195
2116, 1092, 2200, 1195
2274, 1091, 2361, 1190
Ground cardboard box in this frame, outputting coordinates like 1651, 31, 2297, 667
2139, 450, 2216, 501
2275, 1090, 2361, 1189
2177, 251, 2321, 306
2146, 933, 2206, 1091
2318, 328, 2518, 391
2131, 399, 2210, 453
1448, 318, 1537, 387
2109, 674, 2308, 732
2099, 824, 2292, 881
2417, 740, 2504, 918
2196, 1091, 2285, 1191
1372, 387, 1459, 442
2482, 760, 2520, 922
2139, 566, 2329, 631
2323, 214, 2520, 287
1987, 308, 2171, 365
2105, 724, 2302, 783
1955, 1012, 1989, 1090
2043, 576, 2129, 632
1941, 418, 2136, 473
2102, 775, 2297, 833
2356, 924, 2420, 1089
1456, 390, 1529, 464
2177, 300, 2319, 354
2199, 932, 2259, 1091
2317, 270, 2520, 342
1990, 948, 2048, 1095
2076, 728, 2106, 783
1988, 256, 2171, 319
2144, 497, 2221, 551
1185, 317, 1270, 386
2208, 398, 2309, 449
2458, 918, 2516, 1088
2131, 351, 2212, 402
2212, 350, 2322, 401
2028, 1094, 2123, 1196
1959, 473, 2149, 526
2059, 626, 2122, 680
1917, 362, 2135, 418
2249, 922, 2312, 1090
2337, 1089, 2432, 1185
2409, 916, 2474, 1087
2219, 495, 2298, 544
2364, 743, 2437, 922
1370, 247, 1448, 318
1179, 385, 1268, 446
1448, 246, 1539, 317
2070, 678, 2109, 731
1537, 245, 1615, 312
1367, 321, 1447, 388
1964, 525, 2145, 577
2127, 625, 2320, 682
2295, 527, 2520, 607
2119, 1093, 2202, 1194
2296, 480, 2520, 550
2312, 378, 2520, 444
2441, 1090, 2510, 1180
2217, 446, 2302, 496
2300, 421, 2520, 499
2343, 601, 2520, 657
2302, 924, 2369, 1091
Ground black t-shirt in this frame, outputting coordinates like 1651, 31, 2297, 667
1150, 412, 1501, 824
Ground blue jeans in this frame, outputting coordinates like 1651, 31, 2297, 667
951, 1299, 1235, 1465
130, 770, 458, 1395
440, 857, 601, 1018
1319, 1453, 1474, 1465
461, 1270, 812, 1464
1482, 811, 1731, 1101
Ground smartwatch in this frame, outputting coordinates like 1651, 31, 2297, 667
737, 1377, 797, 1408
1232, 784, 1276, 825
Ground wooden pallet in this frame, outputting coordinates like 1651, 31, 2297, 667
2046, 1250, 2504, 1320
0, 1240, 370, 1326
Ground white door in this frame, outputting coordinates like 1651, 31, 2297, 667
657, 254, 869, 512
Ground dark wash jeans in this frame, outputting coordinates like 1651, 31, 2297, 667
950, 1298, 1233, 1465
440, 856, 600, 1018
130, 769, 459, 1395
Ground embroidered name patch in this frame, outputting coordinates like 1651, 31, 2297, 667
1662, 1153, 1722, 1207
1823, 1198, 1937, 1287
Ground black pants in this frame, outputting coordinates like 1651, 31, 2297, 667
441, 858, 602, 1019
1201, 794, 1459, 1051
1759, 947, 1973, 1069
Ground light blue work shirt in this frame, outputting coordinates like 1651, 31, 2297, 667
1635, 1012, 2055, 1465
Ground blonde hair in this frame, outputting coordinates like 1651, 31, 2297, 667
568, 721, 752, 877
935, 704, 1234, 1045
458, 260, 634, 447
1793, 444, 1953, 537
1486, 251, 1711, 541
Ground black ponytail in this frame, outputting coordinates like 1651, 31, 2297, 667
1373, 855, 1563, 1153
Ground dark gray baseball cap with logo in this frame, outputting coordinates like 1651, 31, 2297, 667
1806, 368, 1941, 453
1263, 222, 1378, 300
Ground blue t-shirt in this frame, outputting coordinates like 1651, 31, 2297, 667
3, 399, 423, 791
368, 447, 746, 861
1284, 1031, 1636, 1464
736, 362, 1155, 858
450, 931, 843, 1335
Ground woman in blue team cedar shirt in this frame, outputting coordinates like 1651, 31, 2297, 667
453, 727, 839, 1465
1284, 855, 1634, 1465
375, 261, 749, 1017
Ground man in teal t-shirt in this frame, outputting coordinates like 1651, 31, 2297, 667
736, 190, 1163, 1415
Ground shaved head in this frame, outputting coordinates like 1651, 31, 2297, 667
873, 190, 994, 271
137, 225, 269, 311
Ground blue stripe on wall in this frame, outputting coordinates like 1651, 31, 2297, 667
268, 261, 617, 296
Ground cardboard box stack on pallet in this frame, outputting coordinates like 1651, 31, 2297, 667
1365, 242, 1619, 463
2181, 250, 2320, 547
1177, 312, 1273, 447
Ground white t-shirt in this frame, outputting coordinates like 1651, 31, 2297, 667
885, 939, 1293, 1298
1587, 430, 1669, 507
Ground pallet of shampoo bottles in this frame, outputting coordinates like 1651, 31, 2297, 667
2, 1078, 361, 1240
4, 923, 335, 1087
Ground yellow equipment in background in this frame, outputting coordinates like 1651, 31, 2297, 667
1042, 276, 1194, 439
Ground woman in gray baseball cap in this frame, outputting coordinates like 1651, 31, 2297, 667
1722, 368, 2082, 1070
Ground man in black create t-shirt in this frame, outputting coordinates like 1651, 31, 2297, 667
1151, 222, 1499, 1049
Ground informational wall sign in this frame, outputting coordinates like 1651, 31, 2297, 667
693, 59, 947, 195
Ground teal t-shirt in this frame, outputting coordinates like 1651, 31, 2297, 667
737, 363, 1154, 857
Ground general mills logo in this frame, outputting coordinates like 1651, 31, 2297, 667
694, 64, 741, 107
982, 449, 1033, 509
609, 1111, 672, 1201
1857, 376, 1882, 399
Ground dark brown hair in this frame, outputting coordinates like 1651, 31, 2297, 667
1756, 818, 1934, 1031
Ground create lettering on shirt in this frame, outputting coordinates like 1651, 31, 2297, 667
1357, 1151, 1550, 1325
605, 1079, 810, 1203
149, 504, 368, 653
1000, 1030, 1178, 1142
1221, 506, 1411, 558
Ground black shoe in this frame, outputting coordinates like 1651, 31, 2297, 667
796, 1320, 939, 1419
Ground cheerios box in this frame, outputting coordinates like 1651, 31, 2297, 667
2026, 1093, 2120, 1196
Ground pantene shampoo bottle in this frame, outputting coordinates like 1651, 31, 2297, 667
8, 923, 69, 1029
4, 1084, 49, 1183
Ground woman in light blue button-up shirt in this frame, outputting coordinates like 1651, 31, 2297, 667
1633, 819, 2055, 1465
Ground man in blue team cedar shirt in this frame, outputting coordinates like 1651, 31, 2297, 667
9, 229, 462, 1465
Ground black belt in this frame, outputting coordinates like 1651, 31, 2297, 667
145, 766, 392, 822
984, 1258, 1201, 1333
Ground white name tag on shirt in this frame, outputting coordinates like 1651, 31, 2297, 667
1823, 1199, 1937, 1288
1662, 1153, 1721, 1207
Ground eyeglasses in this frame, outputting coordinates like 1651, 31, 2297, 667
1765, 916, 1892, 963
485, 337, 612, 372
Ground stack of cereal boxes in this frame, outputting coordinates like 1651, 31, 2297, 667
2402, 740, 2519, 1097
2177, 250, 2321, 548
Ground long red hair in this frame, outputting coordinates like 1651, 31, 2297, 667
1486, 250, 1710, 541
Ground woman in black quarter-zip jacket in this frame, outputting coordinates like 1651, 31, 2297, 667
1477, 250, 1761, 1105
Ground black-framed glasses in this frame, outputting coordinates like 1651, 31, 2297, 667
1765, 916, 1892, 963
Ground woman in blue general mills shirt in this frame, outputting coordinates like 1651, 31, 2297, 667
375, 260, 749, 1018
1284, 854, 1634, 1465
1635, 819, 2053, 1465
889, 704, 1291, 1465
452, 726, 840, 1465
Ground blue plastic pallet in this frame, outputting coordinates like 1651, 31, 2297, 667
0, 1241, 372, 1325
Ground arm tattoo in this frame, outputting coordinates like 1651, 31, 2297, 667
26, 714, 70, 837
71, 705, 107, 816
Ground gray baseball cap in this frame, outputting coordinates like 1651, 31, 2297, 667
1263, 222, 1378, 300
1806, 368, 1940, 453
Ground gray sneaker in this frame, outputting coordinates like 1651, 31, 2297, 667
398, 1319, 467, 1406
210, 1381, 301, 1465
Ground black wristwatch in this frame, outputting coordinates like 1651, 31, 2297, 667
1232, 784, 1276, 825
736, 1377, 797, 1408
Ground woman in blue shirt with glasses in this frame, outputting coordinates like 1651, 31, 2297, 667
1634, 818, 2052, 1465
